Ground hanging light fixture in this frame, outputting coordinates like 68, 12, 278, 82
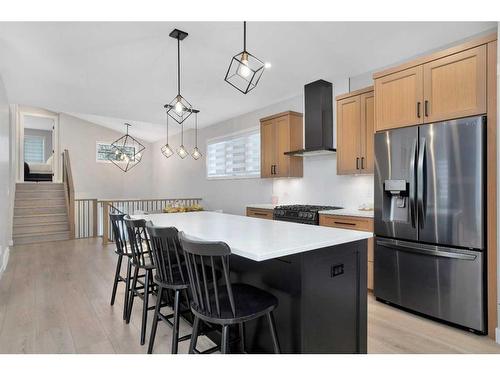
191, 110, 202, 160
165, 29, 193, 124
176, 123, 188, 159
161, 114, 174, 158
109, 123, 145, 172
224, 21, 265, 94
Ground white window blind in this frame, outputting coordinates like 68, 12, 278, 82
24, 136, 45, 163
206, 129, 260, 179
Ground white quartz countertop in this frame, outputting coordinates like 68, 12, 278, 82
246, 203, 277, 210
319, 208, 374, 218
134, 211, 372, 262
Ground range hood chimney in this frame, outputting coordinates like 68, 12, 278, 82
285, 79, 336, 156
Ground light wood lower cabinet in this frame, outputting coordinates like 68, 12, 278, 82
319, 214, 374, 290
246, 207, 274, 220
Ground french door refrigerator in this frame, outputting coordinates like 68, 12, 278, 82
373, 115, 486, 333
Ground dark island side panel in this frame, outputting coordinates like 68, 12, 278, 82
230, 239, 367, 353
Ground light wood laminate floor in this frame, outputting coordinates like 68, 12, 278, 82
0, 238, 499, 354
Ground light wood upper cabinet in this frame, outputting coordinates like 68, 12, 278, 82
374, 66, 424, 131
336, 86, 374, 175
360, 91, 374, 173
374, 39, 489, 132
260, 111, 303, 178
423, 45, 486, 123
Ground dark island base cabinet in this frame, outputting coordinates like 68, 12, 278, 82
229, 240, 368, 354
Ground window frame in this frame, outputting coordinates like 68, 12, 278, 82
24, 135, 46, 163
205, 126, 261, 180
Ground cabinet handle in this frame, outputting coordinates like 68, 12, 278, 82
417, 102, 421, 118
424, 100, 429, 117
253, 212, 269, 217
356, 157, 360, 170
361, 157, 365, 169
334, 221, 357, 226
274, 165, 277, 175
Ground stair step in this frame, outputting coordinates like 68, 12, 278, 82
13, 222, 69, 235
14, 206, 67, 216
13, 230, 70, 245
13, 213, 68, 225
15, 198, 66, 208
15, 183, 64, 191
16, 190, 65, 199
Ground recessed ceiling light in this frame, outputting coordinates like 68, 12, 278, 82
265, 62, 272, 69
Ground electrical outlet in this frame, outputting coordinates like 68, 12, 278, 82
330, 264, 344, 278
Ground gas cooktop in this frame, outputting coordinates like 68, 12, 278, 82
273, 204, 343, 225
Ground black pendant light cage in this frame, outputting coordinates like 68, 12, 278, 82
109, 123, 146, 172
191, 111, 202, 160
224, 21, 265, 94
165, 29, 193, 124
161, 114, 174, 158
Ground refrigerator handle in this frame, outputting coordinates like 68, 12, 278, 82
409, 138, 417, 228
417, 137, 426, 229
377, 239, 478, 261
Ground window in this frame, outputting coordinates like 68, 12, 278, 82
206, 128, 260, 179
96, 142, 137, 162
24, 136, 45, 163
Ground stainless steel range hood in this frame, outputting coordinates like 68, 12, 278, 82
285, 79, 336, 157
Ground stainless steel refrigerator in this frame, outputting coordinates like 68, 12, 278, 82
373, 115, 486, 333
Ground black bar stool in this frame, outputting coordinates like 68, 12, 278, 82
109, 213, 133, 320
179, 231, 281, 354
124, 215, 157, 345
146, 223, 193, 354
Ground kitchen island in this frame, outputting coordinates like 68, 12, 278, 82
136, 211, 372, 353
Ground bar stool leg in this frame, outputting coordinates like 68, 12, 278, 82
126, 266, 139, 324
238, 323, 246, 353
123, 258, 132, 320
266, 311, 281, 354
140, 269, 150, 345
171, 289, 181, 354
221, 325, 229, 354
147, 285, 162, 354
188, 316, 200, 354
110, 254, 123, 306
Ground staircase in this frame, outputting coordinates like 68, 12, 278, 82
13, 183, 71, 245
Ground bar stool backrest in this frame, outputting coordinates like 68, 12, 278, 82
124, 215, 152, 267
178, 231, 235, 319
109, 213, 128, 255
146, 222, 187, 287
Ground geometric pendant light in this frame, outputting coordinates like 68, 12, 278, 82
191, 110, 202, 160
161, 114, 174, 158
165, 29, 193, 124
109, 123, 145, 172
224, 21, 265, 94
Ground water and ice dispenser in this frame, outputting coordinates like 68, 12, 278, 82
382, 179, 410, 223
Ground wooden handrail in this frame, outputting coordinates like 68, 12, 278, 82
62, 149, 75, 239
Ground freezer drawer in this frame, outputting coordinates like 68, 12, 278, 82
374, 238, 485, 333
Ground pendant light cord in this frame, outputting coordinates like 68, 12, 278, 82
195, 113, 198, 148
177, 37, 181, 96
166, 114, 169, 142
181, 123, 184, 146
243, 21, 246, 52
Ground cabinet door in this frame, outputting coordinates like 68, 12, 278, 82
375, 66, 424, 131
260, 119, 276, 178
337, 96, 361, 174
274, 115, 290, 177
423, 45, 486, 122
360, 91, 374, 174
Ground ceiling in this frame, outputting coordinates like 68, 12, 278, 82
0, 22, 496, 142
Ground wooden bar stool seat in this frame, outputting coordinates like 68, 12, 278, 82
179, 231, 281, 354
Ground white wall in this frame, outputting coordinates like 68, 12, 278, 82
0, 76, 11, 278
59, 113, 154, 200
151, 80, 374, 215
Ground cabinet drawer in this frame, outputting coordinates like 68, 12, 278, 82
319, 214, 373, 232
246, 208, 274, 220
